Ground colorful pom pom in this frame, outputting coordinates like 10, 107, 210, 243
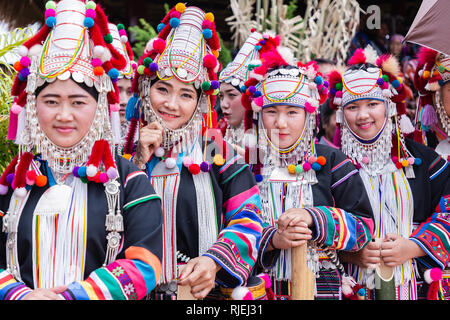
255, 174, 263, 183
287, 164, 296, 174
169, 17, 180, 28
188, 163, 201, 175
45, 17, 57, 28
203, 54, 218, 69
213, 154, 225, 166
200, 161, 211, 172
107, 68, 120, 80
204, 12, 214, 22
202, 29, 213, 39
153, 38, 166, 54
175, 2, 186, 13
103, 34, 113, 44
84, 17, 95, 28
46, 1, 57, 10
316, 156, 326, 166
157, 23, 166, 33
86, 1, 96, 10
35, 175, 48, 187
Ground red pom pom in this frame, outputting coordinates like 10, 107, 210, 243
188, 163, 201, 175
26, 170, 37, 181
153, 38, 166, 54
203, 54, 217, 69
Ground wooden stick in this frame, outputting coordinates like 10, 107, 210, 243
291, 244, 315, 300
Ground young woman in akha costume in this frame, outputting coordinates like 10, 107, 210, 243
239, 34, 375, 300
123, 3, 263, 300
413, 47, 450, 160
0, 0, 163, 300
331, 47, 450, 300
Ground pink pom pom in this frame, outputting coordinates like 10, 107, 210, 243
254, 96, 264, 107
45, 9, 56, 18
0, 184, 8, 195
304, 101, 316, 113
91, 58, 103, 67
11, 103, 23, 115
118, 29, 127, 37
85, 8, 97, 19
20, 56, 31, 67
308, 156, 317, 164
335, 90, 343, 98
110, 103, 120, 112
203, 54, 218, 69
429, 268, 442, 282
407, 157, 415, 165
99, 172, 109, 183
302, 162, 311, 171
362, 156, 370, 164
106, 167, 118, 179
182, 156, 193, 167
202, 20, 212, 29
258, 274, 272, 288
170, 11, 181, 19
153, 38, 166, 54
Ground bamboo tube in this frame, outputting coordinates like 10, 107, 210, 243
291, 244, 315, 300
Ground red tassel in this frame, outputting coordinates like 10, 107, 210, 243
123, 118, 138, 155
102, 140, 116, 171
12, 152, 34, 190
0, 155, 19, 187
87, 140, 105, 167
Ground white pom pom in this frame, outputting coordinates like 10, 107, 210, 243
18, 45, 29, 57
165, 157, 177, 169
100, 48, 112, 63
120, 35, 128, 43
251, 101, 262, 113
231, 286, 253, 300
154, 147, 165, 158
28, 44, 43, 57
14, 187, 27, 199
333, 97, 342, 106
424, 269, 433, 284
243, 133, 258, 148
399, 114, 415, 134
428, 81, 441, 91
93, 46, 105, 58
86, 165, 98, 177
145, 38, 157, 52
382, 89, 392, 97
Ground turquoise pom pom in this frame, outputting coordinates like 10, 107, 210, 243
45, 17, 56, 27
126, 93, 140, 121
414, 158, 422, 166
311, 162, 322, 171
202, 29, 213, 39
169, 18, 180, 28
84, 17, 95, 28
108, 68, 120, 80
314, 76, 323, 85
157, 23, 166, 33
77, 166, 87, 178
391, 79, 400, 88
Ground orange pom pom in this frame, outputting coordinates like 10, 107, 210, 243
35, 175, 48, 187
204, 12, 214, 22
316, 156, 326, 166
287, 164, 296, 174
175, 2, 186, 13
13, 61, 23, 72
122, 153, 132, 160
94, 66, 104, 76
211, 50, 219, 58
422, 70, 431, 79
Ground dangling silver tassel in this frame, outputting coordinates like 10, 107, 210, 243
404, 165, 415, 179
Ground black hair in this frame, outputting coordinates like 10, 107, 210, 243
35, 79, 99, 101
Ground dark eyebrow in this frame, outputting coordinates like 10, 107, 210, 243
156, 81, 196, 94
40, 93, 90, 99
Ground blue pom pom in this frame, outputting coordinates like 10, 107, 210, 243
157, 23, 166, 33
45, 16, 57, 28
438, 79, 445, 86
391, 79, 400, 88
255, 174, 263, 183
77, 166, 87, 178
311, 162, 322, 171
107, 68, 120, 80
414, 157, 422, 166
202, 28, 213, 39
357, 288, 366, 296
169, 17, 180, 28
314, 76, 323, 85
255, 45, 261, 51
254, 90, 262, 98
126, 93, 140, 121
84, 17, 95, 28
240, 85, 247, 93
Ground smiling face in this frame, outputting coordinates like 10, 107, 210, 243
343, 99, 387, 140
261, 104, 306, 149
36, 79, 98, 148
149, 77, 198, 130
440, 81, 450, 117
219, 83, 245, 128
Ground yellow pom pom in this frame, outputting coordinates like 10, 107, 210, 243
175, 3, 186, 13
422, 70, 430, 79
287, 164, 296, 174
401, 159, 409, 167
204, 12, 214, 22
122, 153, 132, 160
213, 154, 225, 166
212, 50, 219, 58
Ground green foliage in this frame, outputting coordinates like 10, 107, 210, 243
217, 32, 232, 69
0, 27, 34, 170
286, 0, 298, 19
128, 18, 157, 59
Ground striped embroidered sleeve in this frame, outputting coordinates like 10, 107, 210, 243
0, 269, 33, 300
305, 150, 374, 251
60, 247, 162, 300
204, 161, 263, 288
410, 212, 450, 269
